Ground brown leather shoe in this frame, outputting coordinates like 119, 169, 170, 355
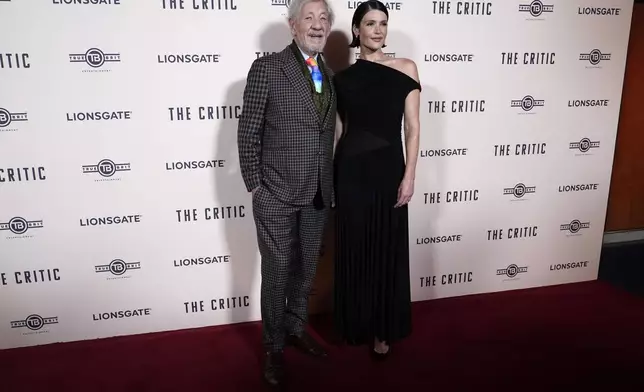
263, 351, 284, 387
286, 331, 328, 357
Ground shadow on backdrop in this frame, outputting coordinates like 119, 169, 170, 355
215, 22, 292, 363
323, 30, 352, 73
303, 29, 352, 345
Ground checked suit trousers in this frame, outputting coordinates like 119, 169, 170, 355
252, 183, 327, 353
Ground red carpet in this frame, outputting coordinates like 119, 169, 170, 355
1, 281, 643, 391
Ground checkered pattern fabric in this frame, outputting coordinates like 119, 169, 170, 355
237, 44, 335, 207
252, 187, 328, 352
237, 43, 336, 352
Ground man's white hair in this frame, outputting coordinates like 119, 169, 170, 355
287, 0, 335, 26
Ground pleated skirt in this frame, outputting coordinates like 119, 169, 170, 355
333, 187, 412, 345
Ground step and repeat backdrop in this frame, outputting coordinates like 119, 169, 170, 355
0, 0, 633, 349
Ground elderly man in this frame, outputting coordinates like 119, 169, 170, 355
237, 0, 336, 386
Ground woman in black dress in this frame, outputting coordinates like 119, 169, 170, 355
332, 0, 421, 358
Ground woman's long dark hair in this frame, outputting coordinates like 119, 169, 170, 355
349, 1, 389, 48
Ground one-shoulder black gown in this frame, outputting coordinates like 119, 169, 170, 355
332, 59, 421, 345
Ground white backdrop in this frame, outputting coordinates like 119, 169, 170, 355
0, 0, 633, 350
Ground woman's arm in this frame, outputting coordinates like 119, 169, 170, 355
402, 61, 421, 182
393, 59, 420, 208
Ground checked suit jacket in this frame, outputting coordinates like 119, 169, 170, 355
237, 43, 337, 208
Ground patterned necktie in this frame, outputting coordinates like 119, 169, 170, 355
305, 56, 323, 94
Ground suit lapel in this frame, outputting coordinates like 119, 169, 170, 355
320, 57, 335, 129
281, 47, 320, 123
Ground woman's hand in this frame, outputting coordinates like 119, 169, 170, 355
395, 177, 414, 208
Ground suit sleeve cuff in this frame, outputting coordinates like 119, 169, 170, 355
245, 176, 261, 192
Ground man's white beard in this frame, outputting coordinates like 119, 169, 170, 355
308, 44, 324, 53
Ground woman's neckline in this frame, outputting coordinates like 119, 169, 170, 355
354, 58, 419, 86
